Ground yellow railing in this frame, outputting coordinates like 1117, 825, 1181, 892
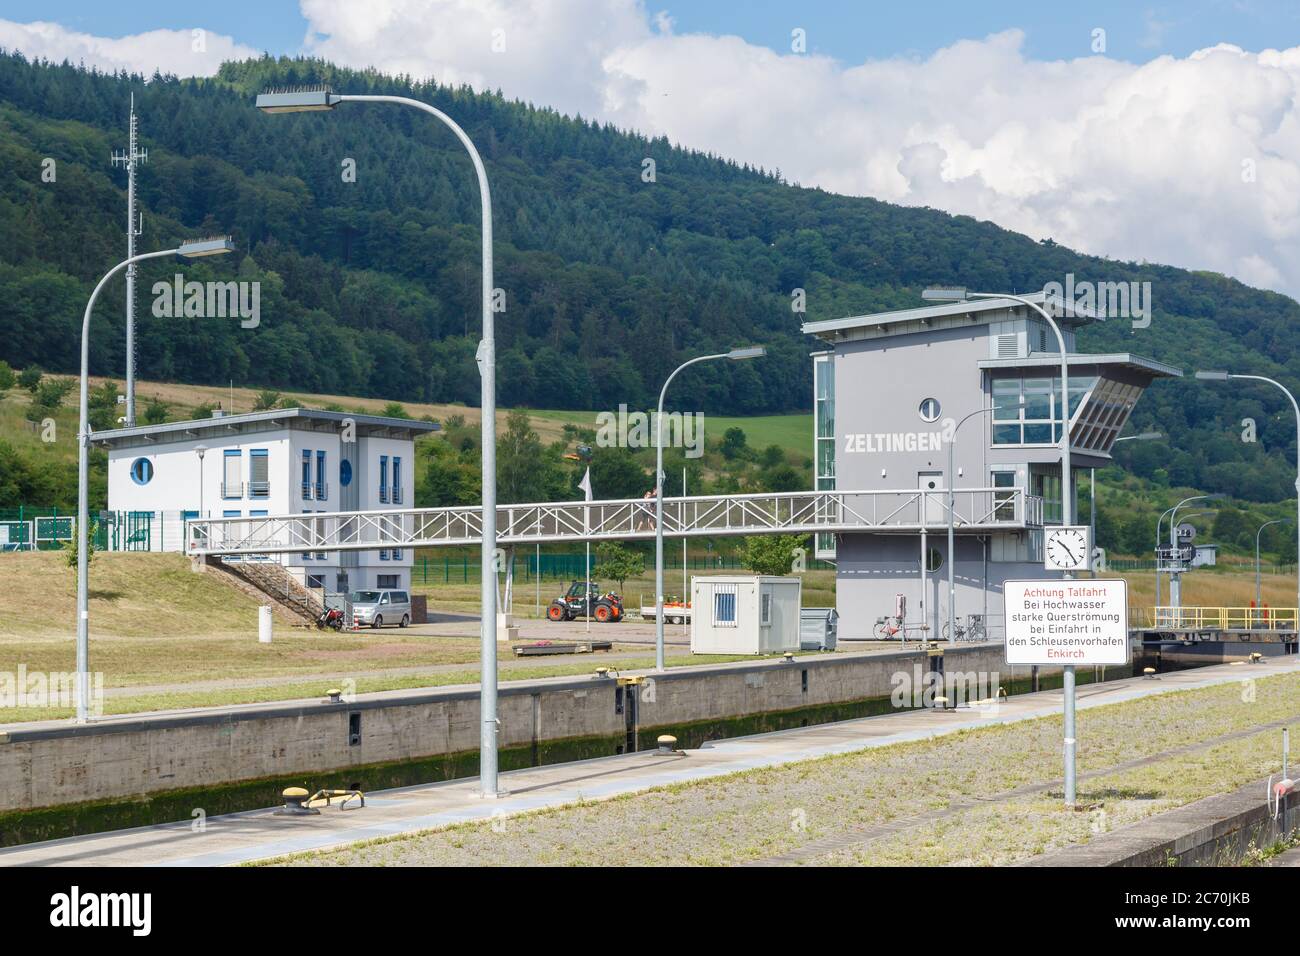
1148, 606, 1298, 631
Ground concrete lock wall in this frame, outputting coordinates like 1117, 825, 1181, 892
0, 645, 1038, 813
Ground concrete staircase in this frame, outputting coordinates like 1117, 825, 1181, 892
201, 555, 322, 625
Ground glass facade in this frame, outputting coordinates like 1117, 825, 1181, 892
991, 374, 1096, 445
813, 354, 836, 559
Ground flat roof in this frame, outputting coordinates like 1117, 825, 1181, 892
801, 291, 1098, 338
978, 353, 1183, 378
92, 407, 440, 446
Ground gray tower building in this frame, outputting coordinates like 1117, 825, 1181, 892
803, 293, 1178, 640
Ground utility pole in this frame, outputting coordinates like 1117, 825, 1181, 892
111, 94, 147, 427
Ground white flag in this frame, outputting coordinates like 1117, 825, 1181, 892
578, 467, 593, 502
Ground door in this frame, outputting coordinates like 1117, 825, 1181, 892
918, 472, 945, 525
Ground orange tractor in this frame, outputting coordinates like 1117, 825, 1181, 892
546, 581, 625, 623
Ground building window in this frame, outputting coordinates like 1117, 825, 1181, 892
301, 450, 312, 499
712, 584, 738, 628
301, 508, 313, 561
918, 397, 941, 423
391, 457, 402, 505
129, 457, 153, 485
379, 455, 389, 503
315, 450, 327, 501
813, 353, 836, 560
222, 450, 242, 498
760, 592, 772, 625
991, 375, 1096, 446
307, 574, 325, 589
991, 470, 1017, 521
377, 574, 399, 590
249, 449, 269, 498
339, 459, 353, 488
379, 548, 389, 561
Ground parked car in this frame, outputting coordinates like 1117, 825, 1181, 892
348, 589, 412, 628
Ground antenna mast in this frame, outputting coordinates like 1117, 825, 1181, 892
111, 93, 148, 426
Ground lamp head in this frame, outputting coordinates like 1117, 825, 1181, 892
1194, 370, 1230, 381
727, 346, 765, 361
255, 88, 339, 113
922, 287, 968, 302
178, 237, 235, 258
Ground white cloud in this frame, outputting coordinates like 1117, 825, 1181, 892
7, 5, 1300, 299
299, 1, 1300, 299
0, 19, 259, 77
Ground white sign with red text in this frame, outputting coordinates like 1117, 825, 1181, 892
1004, 579, 1129, 666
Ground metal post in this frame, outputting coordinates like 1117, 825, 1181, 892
78, 248, 176, 722
682, 467, 688, 634
947, 406, 998, 644
968, 291, 1075, 802
655, 353, 730, 671
328, 95, 500, 795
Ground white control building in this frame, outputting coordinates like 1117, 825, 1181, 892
96, 408, 437, 592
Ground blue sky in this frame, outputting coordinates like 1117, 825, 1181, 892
5, 0, 1297, 65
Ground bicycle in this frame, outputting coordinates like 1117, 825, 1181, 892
941, 614, 987, 642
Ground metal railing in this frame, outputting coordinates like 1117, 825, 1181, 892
248, 480, 270, 499
1148, 606, 1299, 631
186, 487, 1042, 557
220, 481, 244, 499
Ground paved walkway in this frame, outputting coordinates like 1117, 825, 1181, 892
3, 656, 1295, 867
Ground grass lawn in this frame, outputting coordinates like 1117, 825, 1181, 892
529, 408, 811, 458
263, 672, 1300, 867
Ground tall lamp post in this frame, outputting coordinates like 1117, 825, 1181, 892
256, 89, 503, 796
1196, 370, 1300, 648
924, 286, 1079, 803
1101, 432, 1162, 579
944, 404, 1016, 643
76, 238, 233, 723
194, 445, 207, 516
655, 346, 764, 671
1256, 517, 1291, 610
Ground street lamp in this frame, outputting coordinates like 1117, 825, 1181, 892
924, 285, 1080, 802
654, 346, 764, 671
76, 238, 234, 722
194, 444, 207, 522
1099, 432, 1162, 578
1196, 370, 1300, 644
943, 403, 1018, 643
1255, 517, 1291, 611
1155, 493, 1224, 615
257, 89, 504, 796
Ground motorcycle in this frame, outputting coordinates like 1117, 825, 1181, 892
316, 607, 346, 631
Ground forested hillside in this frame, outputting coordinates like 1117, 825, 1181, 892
1, 53, 1299, 501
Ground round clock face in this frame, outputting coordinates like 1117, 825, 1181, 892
1046, 528, 1088, 569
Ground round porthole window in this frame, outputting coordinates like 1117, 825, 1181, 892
130, 457, 154, 485
926, 547, 944, 573
339, 459, 353, 487
918, 397, 941, 423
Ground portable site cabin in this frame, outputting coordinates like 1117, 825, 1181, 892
690, 575, 802, 655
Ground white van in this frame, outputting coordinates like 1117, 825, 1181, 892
348, 589, 412, 628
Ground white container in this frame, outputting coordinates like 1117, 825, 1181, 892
258, 605, 273, 643
690, 575, 802, 655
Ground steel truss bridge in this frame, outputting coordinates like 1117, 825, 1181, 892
186, 487, 1044, 557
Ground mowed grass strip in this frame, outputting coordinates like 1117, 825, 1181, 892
261, 672, 1299, 867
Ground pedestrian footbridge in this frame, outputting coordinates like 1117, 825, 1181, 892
185, 487, 1043, 557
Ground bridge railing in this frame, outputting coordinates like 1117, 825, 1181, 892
185, 487, 1042, 556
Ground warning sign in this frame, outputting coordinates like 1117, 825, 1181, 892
1004, 579, 1129, 666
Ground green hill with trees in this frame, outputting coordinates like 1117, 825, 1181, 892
1, 51, 1299, 522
